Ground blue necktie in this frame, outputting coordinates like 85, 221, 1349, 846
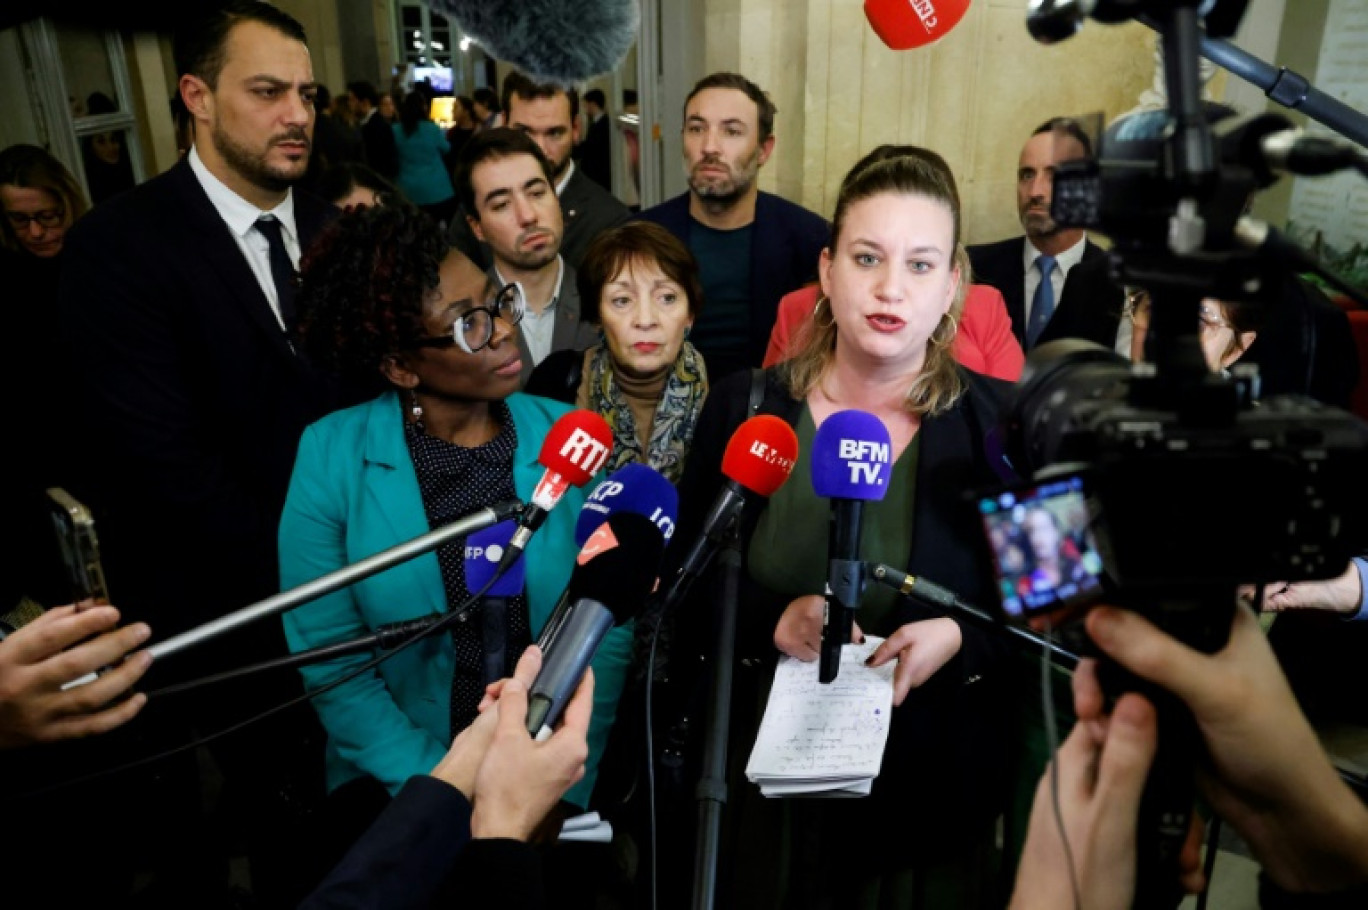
1026, 254, 1056, 349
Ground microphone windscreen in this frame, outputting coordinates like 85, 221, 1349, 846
539, 409, 614, 486
575, 462, 679, 547
811, 409, 893, 501
722, 414, 799, 496
864, 0, 971, 51
464, 520, 526, 596
431, 0, 639, 84
566, 511, 664, 625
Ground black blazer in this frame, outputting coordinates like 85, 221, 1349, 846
577, 114, 612, 191
967, 235, 1118, 351
300, 775, 545, 910
58, 159, 342, 649
361, 111, 399, 180
449, 166, 630, 272
634, 191, 830, 381
666, 367, 1018, 850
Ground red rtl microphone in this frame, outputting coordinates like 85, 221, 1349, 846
864, 0, 971, 50
661, 414, 799, 609
498, 409, 614, 573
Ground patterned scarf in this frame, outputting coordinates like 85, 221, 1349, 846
585, 340, 709, 483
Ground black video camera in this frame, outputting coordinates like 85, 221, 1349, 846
978, 0, 1368, 658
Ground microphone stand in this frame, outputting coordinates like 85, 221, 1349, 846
691, 530, 743, 910
146, 617, 444, 698
63, 500, 522, 690
1138, 14, 1368, 147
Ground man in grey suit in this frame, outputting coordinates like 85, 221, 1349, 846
454, 128, 598, 384
449, 73, 628, 271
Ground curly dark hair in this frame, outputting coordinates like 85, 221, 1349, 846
296, 203, 448, 396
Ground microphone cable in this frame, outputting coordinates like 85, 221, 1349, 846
4, 554, 515, 803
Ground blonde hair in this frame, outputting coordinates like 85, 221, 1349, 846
784, 150, 968, 416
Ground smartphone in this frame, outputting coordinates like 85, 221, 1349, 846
46, 487, 110, 606
976, 470, 1108, 634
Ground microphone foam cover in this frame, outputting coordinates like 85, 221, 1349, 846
540, 409, 614, 487
464, 520, 526, 596
566, 511, 664, 625
722, 414, 799, 497
431, 0, 640, 83
575, 462, 679, 547
864, 0, 971, 51
811, 409, 892, 501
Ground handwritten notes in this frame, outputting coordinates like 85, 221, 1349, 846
745, 637, 894, 797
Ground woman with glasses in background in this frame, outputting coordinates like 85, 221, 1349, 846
276, 203, 633, 885
1, 144, 91, 614
1121, 288, 1260, 373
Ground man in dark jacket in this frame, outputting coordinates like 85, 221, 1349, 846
636, 72, 829, 383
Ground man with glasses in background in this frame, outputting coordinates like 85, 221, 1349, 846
453, 128, 598, 385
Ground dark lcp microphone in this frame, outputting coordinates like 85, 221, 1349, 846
810, 410, 892, 683
526, 510, 666, 737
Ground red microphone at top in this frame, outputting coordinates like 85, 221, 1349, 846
497, 409, 614, 573
662, 414, 799, 607
864, 0, 971, 50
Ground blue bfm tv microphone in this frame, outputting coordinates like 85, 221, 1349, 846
465, 520, 527, 686
810, 410, 892, 683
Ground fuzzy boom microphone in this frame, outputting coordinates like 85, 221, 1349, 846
432, 0, 640, 83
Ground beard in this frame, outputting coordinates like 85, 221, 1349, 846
686, 150, 760, 204
1020, 206, 1058, 238
212, 123, 310, 193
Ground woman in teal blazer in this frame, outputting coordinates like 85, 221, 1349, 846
279, 204, 629, 822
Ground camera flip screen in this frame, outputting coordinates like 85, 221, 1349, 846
978, 474, 1106, 626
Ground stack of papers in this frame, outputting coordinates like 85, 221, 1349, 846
559, 811, 613, 843
745, 636, 895, 797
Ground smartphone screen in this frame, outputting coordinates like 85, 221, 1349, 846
977, 473, 1107, 631
46, 487, 110, 606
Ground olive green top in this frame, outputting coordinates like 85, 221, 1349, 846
748, 404, 919, 635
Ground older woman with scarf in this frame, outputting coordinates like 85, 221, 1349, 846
525, 220, 708, 483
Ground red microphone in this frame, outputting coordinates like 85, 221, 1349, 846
664, 414, 799, 606
499, 409, 614, 572
864, 0, 971, 50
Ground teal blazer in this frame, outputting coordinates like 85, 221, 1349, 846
279, 390, 629, 807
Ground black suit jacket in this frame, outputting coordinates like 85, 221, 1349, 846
58, 159, 341, 652
449, 165, 630, 271
577, 114, 612, 191
634, 191, 830, 381
967, 235, 1118, 351
300, 775, 545, 910
361, 111, 399, 180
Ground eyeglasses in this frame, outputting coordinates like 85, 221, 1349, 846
1123, 290, 1229, 332
5, 208, 65, 230
415, 282, 525, 354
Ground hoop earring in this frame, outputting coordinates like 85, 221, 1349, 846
813, 295, 836, 331
930, 311, 959, 347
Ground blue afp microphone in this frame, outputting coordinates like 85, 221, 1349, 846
465, 520, 528, 686
574, 462, 679, 547
541, 463, 679, 653
811, 410, 892, 683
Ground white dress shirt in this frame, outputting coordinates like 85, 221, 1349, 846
188, 145, 300, 330
495, 256, 565, 366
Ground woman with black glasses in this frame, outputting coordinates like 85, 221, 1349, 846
1, 144, 92, 613
277, 203, 633, 881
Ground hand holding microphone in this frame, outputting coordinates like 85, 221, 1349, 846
810, 410, 891, 683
